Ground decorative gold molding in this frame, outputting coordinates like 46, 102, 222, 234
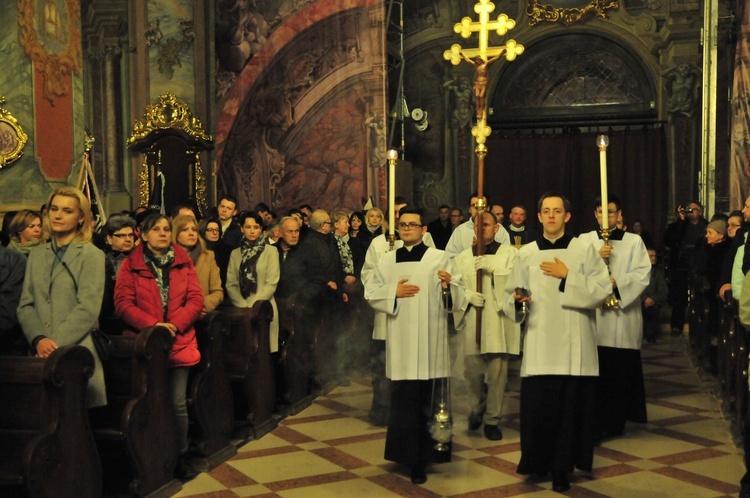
527, 0, 619, 26
138, 155, 150, 207
0, 97, 29, 168
18, 0, 82, 104
127, 92, 212, 145
194, 152, 208, 216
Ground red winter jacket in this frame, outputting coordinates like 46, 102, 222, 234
114, 243, 204, 367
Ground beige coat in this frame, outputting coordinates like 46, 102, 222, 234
194, 249, 224, 312
226, 244, 280, 352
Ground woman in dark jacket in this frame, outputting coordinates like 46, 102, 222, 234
114, 213, 204, 477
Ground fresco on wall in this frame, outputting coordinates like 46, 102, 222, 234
0, 1, 76, 206
217, 1, 385, 213
148, 0, 196, 109
729, 1, 750, 210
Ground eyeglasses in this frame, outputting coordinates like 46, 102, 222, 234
322, 221, 332, 225
205, 228, 220, 233
111, 233, 135, 239
397, 222, 423, 230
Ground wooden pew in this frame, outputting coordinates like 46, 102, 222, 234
276, 294, 313, 415
189, 311, 236, 467
736, 314, 750, 426
687, 279, 710, 369
719, 292, 738, 409
89, 326, 181, 498
220, 302, 278, 439
0, 345, 101, 498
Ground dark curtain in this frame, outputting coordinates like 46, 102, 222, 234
484, 126, 668, 247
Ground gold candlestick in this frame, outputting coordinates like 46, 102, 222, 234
597, 135, 619, 310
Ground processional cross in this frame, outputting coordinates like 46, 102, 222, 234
443, 0, 524, 346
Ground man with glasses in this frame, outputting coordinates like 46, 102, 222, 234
450, 208, 463, 231
361, 201, 435, 427
365, 206, 464, 484
101, 215, 137, 332
299, 209, 346, 388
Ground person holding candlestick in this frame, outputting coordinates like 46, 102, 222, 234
503, 192, 611, 492
579, 195, 651, 440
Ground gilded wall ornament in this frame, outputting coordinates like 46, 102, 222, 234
527, 0, 619, 26
128, 92, 212, 145
0, 97, 29, 168
18, 0, 82, 104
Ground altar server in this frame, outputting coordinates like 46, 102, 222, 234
361, 202, 434, 426
454, 211, 520, 441
504, 192, 611, 493
579, 195, 651, 439
364, 207, 463, 485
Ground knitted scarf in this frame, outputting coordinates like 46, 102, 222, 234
239, 235, 266, 298
334, 233, 354, 275
143, 245, 175, 315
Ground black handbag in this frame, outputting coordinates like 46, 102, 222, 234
90, 328, 116, 362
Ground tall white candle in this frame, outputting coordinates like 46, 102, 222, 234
387, 149, 398, 237
596, 135, 610, 230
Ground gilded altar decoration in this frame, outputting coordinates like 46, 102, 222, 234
527, 0, 619, 26
18, 0, 82, 104
0, 97, 29, 168
128, 92, 212, 145
128, 92, 212, 214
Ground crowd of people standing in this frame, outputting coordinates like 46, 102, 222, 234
1, 188, 747, 492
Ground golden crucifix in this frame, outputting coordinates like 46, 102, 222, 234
443, 0, 524, 346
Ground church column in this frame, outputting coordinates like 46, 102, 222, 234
103, 45, 126, 194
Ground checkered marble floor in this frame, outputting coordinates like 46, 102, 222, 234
175, 334, 745, 497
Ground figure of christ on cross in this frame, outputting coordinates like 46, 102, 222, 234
461, 54, 502, 121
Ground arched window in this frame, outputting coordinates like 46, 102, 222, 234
490, 33, 657, 128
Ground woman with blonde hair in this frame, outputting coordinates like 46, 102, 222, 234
17, 186, 107, 407
173, 214, 224, 314
365, 207, 386, 234
7, 209, 44, 255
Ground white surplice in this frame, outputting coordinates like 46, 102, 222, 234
364, 246, 462, 380
361, 232, 434, 340
579, 230, 651, 350
502, 235, 612, 377
454, 245, 521, 356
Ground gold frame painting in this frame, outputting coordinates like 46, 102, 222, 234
0, 97, 29, 168
527, 0, 619, 26
18, 0, 82, 104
